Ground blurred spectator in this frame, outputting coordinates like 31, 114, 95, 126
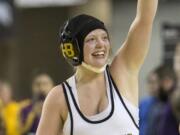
140, 67, 160, 135
0, 80, 21, 135
158, 65, 176, 102
20, 70, 54, 135
146, 69, 160, 97
158, 89, 180, 135
146, 65, 177, 135
151, 41, 180, 135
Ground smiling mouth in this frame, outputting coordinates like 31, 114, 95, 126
92, 51, 105, 58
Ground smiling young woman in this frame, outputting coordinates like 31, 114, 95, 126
36, 0, 159, 135
83, 29, 110, 68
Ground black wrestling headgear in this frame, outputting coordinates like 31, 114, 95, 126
59, 14, 108, 66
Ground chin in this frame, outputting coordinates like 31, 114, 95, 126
92, 61, 107, 68
85, 57, 108, 68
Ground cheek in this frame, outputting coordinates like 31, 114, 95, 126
83, 44, 94, 56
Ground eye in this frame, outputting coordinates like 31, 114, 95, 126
102, 35, 109, 41
102, 36, 109, 42
85, 37, 96, 43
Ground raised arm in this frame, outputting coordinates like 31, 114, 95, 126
110, 0, 158, 106
111, 0, 158, 73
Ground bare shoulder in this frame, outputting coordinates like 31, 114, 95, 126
45, 84, 68, 120
36, 84, 68, 135
46, 84, 65, 104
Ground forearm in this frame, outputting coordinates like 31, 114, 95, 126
136, 0, 158, 24
117, 0, 159, 71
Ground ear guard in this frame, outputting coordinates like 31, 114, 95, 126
59, 21, 81, 66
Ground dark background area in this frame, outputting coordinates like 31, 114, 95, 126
1, 0, 180, 99
0, 5, 75, 100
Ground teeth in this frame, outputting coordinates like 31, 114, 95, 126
93, 51, 105, 56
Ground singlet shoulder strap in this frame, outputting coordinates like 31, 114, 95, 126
62, 82, 74, 135
105, 65, 139, 129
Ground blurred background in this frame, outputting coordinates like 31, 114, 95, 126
0, 0, 180, 99
0, 0, 180, 135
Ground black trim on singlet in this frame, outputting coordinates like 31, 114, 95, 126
64, 68, 114, 124
106, 67, 139, 130
62, 83, 74, 135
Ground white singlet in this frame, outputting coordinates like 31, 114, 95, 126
62, 66, 139, 135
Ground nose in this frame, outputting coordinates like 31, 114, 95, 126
96, 38, 105, 48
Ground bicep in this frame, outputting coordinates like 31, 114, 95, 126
112, 18, 153, 74
123, 19, 152, 69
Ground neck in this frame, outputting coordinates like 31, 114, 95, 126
81, 62, 106, 74
75, 65, 104, 84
